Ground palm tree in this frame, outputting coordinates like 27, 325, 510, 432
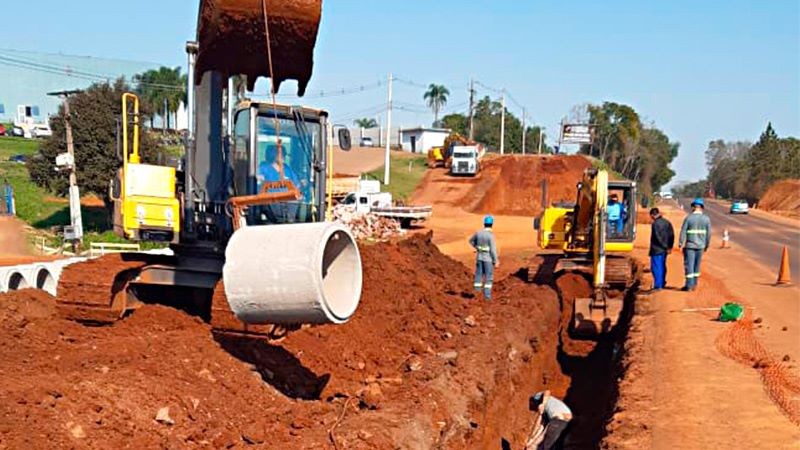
134, 66, 186, 130
354, 118, 378, 128
424, 84, 450, 126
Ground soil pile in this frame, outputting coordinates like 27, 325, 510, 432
412, 155, 591, 217
758, 179, 800, 218
469, 155, 591, 216
0, 216, 33, 265
0, 234, 568, 448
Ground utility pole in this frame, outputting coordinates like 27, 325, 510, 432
468, 78, 475, 141
521, 107, 526, 155
500, 91, 506, 155
538, 127, 544, 154
48, 90, 84, 247
383, 73, 393, 185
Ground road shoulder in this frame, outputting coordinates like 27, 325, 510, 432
604, 205, 800, 449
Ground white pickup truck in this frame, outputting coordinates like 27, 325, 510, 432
342, 181, 432, 228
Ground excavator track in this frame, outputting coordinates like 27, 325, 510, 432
56, 254, 150, 324
56, 254, 298, 338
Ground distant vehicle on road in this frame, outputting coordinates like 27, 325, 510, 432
10, 126, 24, 137
730, 199, 749, 214
30, 124, 52, 138
661, 192, 674, 200
359, 137, 374, 147
9, 154, 26, 164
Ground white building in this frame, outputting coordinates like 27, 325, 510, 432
399, 127, 451, 154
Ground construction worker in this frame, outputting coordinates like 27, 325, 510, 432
649, 207, 675, 291
678, 198, 711, 291
525, 390, 572, 450
469, 215, 499, 300
607, 193, 625, 236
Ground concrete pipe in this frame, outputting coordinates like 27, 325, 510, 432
7, 271, 29, 291
34, 267, 57, 296
223, 222, 362, 324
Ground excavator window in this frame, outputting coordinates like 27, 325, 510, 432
606, 187, 635, 242
250, 114, 320, 225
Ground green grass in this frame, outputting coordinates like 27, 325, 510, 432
365, 154, 428, 202
0, 135, 40, 160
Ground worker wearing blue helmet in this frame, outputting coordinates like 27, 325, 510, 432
469, 215, 499, 300
678, 198, 711, 291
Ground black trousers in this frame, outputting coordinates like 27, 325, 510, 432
542, 419, 569, 449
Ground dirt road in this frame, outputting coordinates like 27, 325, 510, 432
605, 204, 800, 449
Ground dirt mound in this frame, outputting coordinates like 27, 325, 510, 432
758, 179, 800, 218
0, 216, 30, 258
412, 155, 591, 217
0, 234, 569, 448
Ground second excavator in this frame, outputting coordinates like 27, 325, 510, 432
534, 169, 637, 338
57, 0, 363, 336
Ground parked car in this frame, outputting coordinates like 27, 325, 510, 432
0, 124, 6, 136
30, 124, 52, 138
11, 126, 25, 137
360, 137, 374, 147
730, 199, 749, 214
9, 154, 26, 164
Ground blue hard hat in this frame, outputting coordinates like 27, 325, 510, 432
691, 198, 705, 207
484, 215, 494, 226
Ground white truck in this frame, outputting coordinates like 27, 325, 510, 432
450, 145, 480, 176
342, 180, 432, 228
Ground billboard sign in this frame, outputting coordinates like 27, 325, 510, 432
561, 124, 595, 145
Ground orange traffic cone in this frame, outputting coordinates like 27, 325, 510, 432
776, 246, 792, 285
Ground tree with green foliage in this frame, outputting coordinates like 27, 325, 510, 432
438, 98, 551, 154
133, 66, 187, 130
423, 84, 450, 126
353, 117, 378, 128
581, 102, 678, 197
705, 123, 799, 202
28, 79, 163, 200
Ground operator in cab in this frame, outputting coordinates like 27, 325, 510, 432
469, 215, 499, 301
257, 143, 303, 223
607, 193, 626, 236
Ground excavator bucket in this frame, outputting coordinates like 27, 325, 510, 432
196, 0, 322, 94
573, 295, 623, 337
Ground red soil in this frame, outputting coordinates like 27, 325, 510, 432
758, 179, 800, 218
0, 234, 570, 448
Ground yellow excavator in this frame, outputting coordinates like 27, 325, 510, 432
57, 0, 363, 335
534, 169, 637, 337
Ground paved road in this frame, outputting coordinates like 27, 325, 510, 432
675, 198, 800, 282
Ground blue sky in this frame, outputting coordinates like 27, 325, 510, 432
4, 0, 798, 184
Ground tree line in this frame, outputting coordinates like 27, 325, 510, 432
579, 102, 679, 199
700, 123, 799, 203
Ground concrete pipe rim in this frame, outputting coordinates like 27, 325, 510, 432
316, 224, 362, 324
7, 271, 29, 291
34, 266, 56, 294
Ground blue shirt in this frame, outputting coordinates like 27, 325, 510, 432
258, 162, 301, 194
608, 202, 623, 221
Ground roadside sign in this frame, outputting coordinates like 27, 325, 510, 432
561, 124, 595, 145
